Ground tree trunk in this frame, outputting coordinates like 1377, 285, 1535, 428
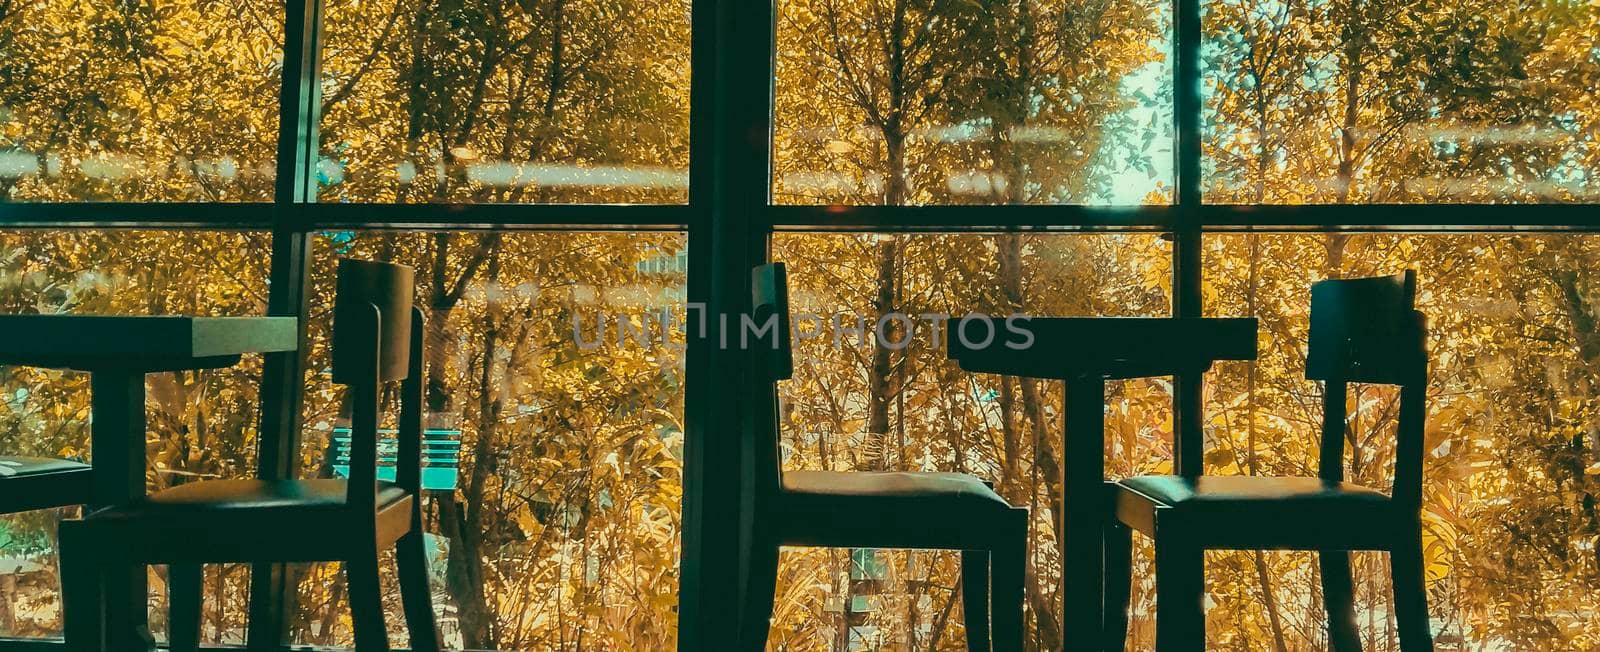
997, 375, 1024, 485
1244, 236, 1290, 652
997, 234, 1065, 650
866, 234, 900, 471
431, 236, 501, 649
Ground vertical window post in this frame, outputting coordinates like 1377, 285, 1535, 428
1173, 0, 1206, 476
247, 0, 323, 642
680, 0, 776, 648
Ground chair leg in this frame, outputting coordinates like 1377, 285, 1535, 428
960, 549, 991, 652
395, 529, 443, 652
168, 564, 204, 652
1319, 551, 1363, 652
990, 514, 1026, 652
1153, 530, 1204, 652
346, 549, 391, 652
1391, 533, 1434, 652
737, 542, 780, 652
59, 524, 104, 652
1102, 521, 1133, 652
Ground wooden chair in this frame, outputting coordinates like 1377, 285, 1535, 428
737, 263, 1030, 652
59, 259, 442, 652
0, 454, 92, 648
0, 456, 92, 513
1102, 271, 1433, 652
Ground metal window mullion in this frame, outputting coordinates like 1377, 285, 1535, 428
1172, 0, 1206, 476
288, 202, 694, 230
679, 0, 776, 648
247, 0, 324, 643
260, 0, 322, 481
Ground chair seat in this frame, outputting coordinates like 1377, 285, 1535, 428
0, 455, 90, 478
1121, 475, 1390, 507
74, 479, 417, 563
86, 479, 409, 520
784, 470, 1005, 502
773, 471, 1018, 548
1114, 475, 1397, 549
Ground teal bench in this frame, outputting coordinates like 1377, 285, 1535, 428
330, 427, 462, 492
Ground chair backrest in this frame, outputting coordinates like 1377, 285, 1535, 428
1308, 271, 1429, 512
751, 263, 795, 381
333, 258, 415, 384
331, 259, 427, 510
747, 263, 793, 501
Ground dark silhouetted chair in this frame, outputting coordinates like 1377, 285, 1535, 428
60, 259, 441, 652
737, 263, 1029, 652
0, 456, 92, 513
1103, 271, 1433, 652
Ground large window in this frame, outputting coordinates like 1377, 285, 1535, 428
0, 231, 268, 641
1199, 234, 1600, 649
1, 0, 1597, 650
770, 233, 1171, 649
290, 231, 684, 650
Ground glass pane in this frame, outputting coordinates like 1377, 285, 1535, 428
1203, 1, 1600, 203
769, 233, 1171, 649
773, 0, 1174, 206
293, 231, 685, 650
315, 0, 691, 204
1202, 234, 1600, 649
0, 230, 268, 641
0, 1, 282, 201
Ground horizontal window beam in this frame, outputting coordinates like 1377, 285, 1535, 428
0, 203, 695, 231
0, 640, 479, 652
0, 203, 279, 228
2, 201, 1596, 232
767, 204, 1176, 230
769, 203, 1600, 232
1193, 203, 1600, 232
288, 203, 695, 230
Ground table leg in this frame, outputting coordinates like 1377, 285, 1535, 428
89, 370, 155, 652
1174, 373, 1205, 477
1061, 377, 1105, 651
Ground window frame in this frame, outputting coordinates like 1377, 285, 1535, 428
0, 0, 1597, 649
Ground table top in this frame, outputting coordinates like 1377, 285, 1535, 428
0, 315, 298, 371
947, 316, 1258, 380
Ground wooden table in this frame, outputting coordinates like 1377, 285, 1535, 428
0, 315, 297, 651
948, 317, 1257, 651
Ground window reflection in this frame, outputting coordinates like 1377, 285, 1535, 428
294, 231, 685, 650
315, 0, 691, 204
773, 0, 1175, 206
0, 0, 281, 201
1203, 0, 1600, 203
0, 230, 269, 641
